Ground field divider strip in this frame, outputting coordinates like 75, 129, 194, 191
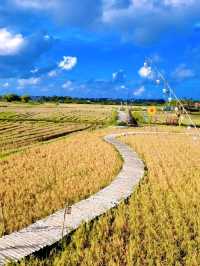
0, 132, 145, 265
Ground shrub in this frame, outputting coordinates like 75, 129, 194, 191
21, 95, 31, 103
3, 94, 20, 102
131, 111, 146, 124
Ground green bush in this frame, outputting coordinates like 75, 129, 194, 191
117, 121, 128, 126
3, 94, 20, 102
21, 95, 31, 103
131, 111, 147, 124
108, 109, 118, 125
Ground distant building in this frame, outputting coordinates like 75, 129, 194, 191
194, 102, 200, 108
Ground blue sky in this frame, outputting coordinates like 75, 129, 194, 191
0, 0, 200, 99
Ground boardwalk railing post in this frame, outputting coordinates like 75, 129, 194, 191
61, 205, 71, 239
0, 192, 6, 237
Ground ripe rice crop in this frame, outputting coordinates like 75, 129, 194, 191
0, 121, 89, 157
0, 131, 122, 236
24, 130, 200, 266
0, 103, 116, 125
132, 110, 200, 126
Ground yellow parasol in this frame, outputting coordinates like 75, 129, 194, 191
147, 106, 157, 116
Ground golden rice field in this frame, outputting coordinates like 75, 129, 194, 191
0, 121, 90, 157
0, 130, 122, 237
0, 103, 116, 125
0, 102, 117, 157
132, 110, 200, 126
20, 128, 200, 266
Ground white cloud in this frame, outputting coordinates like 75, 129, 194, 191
112, 69, 126, 83
13, 0, 56, 10
18, 77, 41, 87
173, 64, 195, 81
44, 35, 50, 40
11, 0, 200, 45
164, 0, 195, 7
30, 68, 39, 74
58, 56, 78, 71
2, 82, 9, 88
133, 86, 145, 96
13, 0, 103, 28
0, 28, 25, 56
138, 65, 152, 78
102, 0, 200, 44
48, 70, 58, 77
62, 81, 73, 90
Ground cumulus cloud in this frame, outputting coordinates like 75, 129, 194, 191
13, 0, 102, 27
103, 0, 131, 9
62, 80, 74, 91
133, 86, 145, 96
172, 64, 196, 81
3, 0, 200, 46
30, 68, 39, 74
138, 64, 152, 78
58, 56, 77, 71
18, 77, 41, 87
44, 35, 50, 40
0, 28, 25, 55
2, 82, 9, 88
120, 85, 126, 89
13, 0, 56, 10
102, 0, 200, 44
164, 0, 195, 7
112, 69, 126, 83
48, 70, 58, 77
0, 32, 55, 78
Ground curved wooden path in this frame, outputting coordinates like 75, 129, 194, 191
0, 132, 144, 265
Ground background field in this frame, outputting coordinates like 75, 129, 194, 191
0, 121, 89, 157
131, 109, 200, 127
0, 103, 116, 125
0, 103, 117, 157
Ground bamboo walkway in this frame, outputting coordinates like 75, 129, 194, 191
0, 133, 144, 265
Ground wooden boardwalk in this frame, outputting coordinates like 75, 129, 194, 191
0, 133, 144, 265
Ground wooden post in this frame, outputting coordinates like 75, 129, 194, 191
61, 204, 71, 239
0, 201, 6, 236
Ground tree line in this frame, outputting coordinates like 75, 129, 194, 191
0, 93, 199, 108
0, 94, 31, 103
